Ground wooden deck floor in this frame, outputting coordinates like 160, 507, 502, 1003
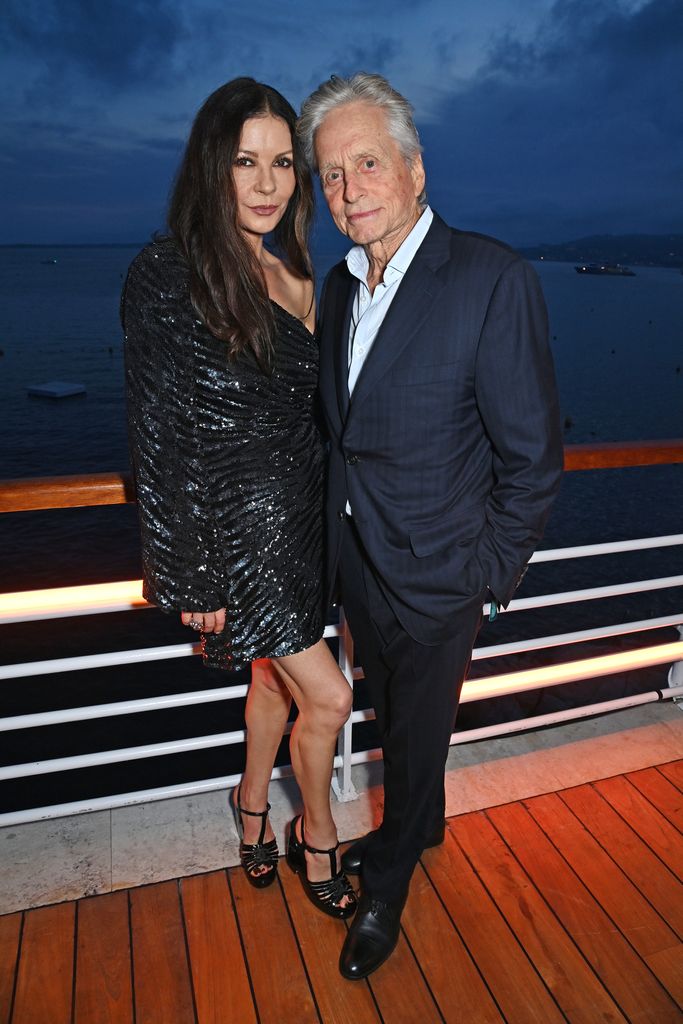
1, 760, 682, 1023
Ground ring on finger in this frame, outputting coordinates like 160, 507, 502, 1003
189, 620, 203, 631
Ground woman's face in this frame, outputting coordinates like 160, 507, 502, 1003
233, 114, 296, 240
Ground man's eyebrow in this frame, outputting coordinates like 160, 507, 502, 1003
319, 150, 379, 173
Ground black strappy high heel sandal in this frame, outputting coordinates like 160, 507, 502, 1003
230, 786, 279, 889
286, 815, 357, 919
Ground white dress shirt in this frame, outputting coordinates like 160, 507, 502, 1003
345, 206, 434, 395
344, 206, 433, 515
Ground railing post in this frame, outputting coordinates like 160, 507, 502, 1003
667, 624, 683, 707
331, 607, 358, 802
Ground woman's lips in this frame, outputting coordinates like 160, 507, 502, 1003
250, 205, 279, 215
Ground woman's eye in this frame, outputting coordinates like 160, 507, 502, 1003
234, 156, 253, 167
275, 157, 293, 168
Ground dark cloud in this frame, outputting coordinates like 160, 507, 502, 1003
305, 36, 401, 93
2, 0, 185, 91
0, 0, 195, 241
432, 30, 461, 71
486, 0, 682, 86
422, 0, 683, 243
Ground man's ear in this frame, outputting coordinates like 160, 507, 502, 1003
411, 154, 426, 198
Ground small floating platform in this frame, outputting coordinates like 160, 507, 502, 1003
26, 381, 86, 398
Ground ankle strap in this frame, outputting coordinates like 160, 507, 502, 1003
238, 801, 271, 818
236, 784, 271, 818
302, 836, 340, 855
301, 817, 340, 877
236, 786, 271, 845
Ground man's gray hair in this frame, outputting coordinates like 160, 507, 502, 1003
298, 72, 424, 177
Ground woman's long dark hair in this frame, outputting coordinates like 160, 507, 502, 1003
168, 78, 314, 370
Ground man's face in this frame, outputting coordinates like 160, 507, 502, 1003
315, 101, 425, 253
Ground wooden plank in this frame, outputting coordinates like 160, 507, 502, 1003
647, 945, 683, 1010
278, 861, 380, 1024
560, 782, 683, 938
74, 891, 133, 1024
626, 766, 683, 832
0, 472, 135, 513
594, 775, 683, 881
401, 858, 504, 1023
563, 439, 683, 471
450, 811, 625, 1024
421, 831, 566, 1023
0, 913, 22, 1024
129, 881, 196, 1024
365, 928, 442, 1024
525, 792, 683, 1005
657, 760, 683, 793
181, 872, 257, 1024
488, 801, 680, 1024
229, 866, 318, 1024
12, 902, 75, 1024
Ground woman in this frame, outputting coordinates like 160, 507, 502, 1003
122, 78, 355, 918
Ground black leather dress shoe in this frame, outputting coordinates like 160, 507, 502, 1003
339, 894, 405, 980
341, 821, 446, 875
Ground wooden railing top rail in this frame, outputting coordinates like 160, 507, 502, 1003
0, 473, 135, 514
1, 439, 682, 514
562, 439, 683, 471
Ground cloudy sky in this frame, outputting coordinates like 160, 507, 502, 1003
1, 0, 681, 247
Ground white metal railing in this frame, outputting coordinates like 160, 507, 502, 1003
1, 533, 682, 826
3, 643, 681, 783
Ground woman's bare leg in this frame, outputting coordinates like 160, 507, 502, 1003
273, 639, 353, 887
237, 658, 292, 850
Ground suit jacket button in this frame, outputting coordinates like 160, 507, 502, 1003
337, 511, 345, 521
346, 454, 359, 465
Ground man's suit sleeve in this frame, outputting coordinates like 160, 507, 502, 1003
473, 257, 563, 608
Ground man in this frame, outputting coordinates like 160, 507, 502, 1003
298, 73, 563, 979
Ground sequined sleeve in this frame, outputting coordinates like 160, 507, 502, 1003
122, 241, 226, 613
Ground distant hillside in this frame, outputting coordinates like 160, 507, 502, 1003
520, 234, 683, 268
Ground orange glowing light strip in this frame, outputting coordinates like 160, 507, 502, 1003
461, 641, 683, 702
0, 580, 149, 624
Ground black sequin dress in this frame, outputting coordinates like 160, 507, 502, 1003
122, 238, 325, 671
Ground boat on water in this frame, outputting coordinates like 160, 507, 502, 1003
574, 262, 635, 276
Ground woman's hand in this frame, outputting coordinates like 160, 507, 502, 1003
181, 608, 226, 634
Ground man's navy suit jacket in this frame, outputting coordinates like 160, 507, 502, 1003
318, 212, 564, 644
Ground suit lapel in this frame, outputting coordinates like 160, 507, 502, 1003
348, 215, 451, 414
319, 266, 356, 428
334, 275, 355, 420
